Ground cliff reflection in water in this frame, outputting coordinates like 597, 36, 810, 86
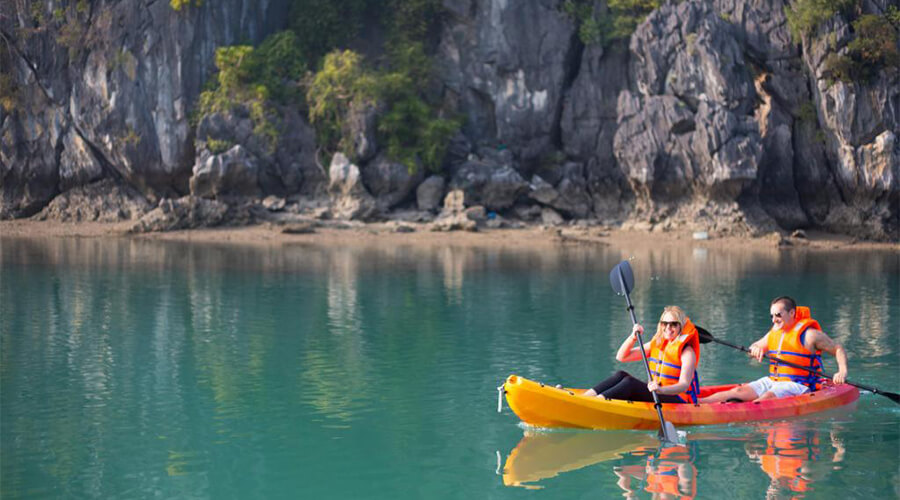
2, 235, 897, 390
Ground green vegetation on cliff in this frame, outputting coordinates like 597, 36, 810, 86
306, 50, 378, 155
784, 0, 854, 39
196, 31, 307, 151
563, 0, 661, 46
825, 14, 899, 83
785, 1, 899, 85
197, 0, 458, 173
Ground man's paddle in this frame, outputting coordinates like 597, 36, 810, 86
696, 327, 900, 405
609, 260, 679, 443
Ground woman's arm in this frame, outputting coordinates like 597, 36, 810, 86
616, 324, 653, 362
649, 346, 697, 395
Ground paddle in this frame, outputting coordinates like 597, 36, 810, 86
697, 328, 900, 405
609, 260, 679, 443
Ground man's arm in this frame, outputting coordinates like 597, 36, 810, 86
748, 333, 770, 362
808, 329, 848, 384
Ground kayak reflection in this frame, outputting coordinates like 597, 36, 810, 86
502, 430, 658, 488
614, 443, 698, 499
746, 421, 846, 499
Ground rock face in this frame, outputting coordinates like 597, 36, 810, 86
436, 1, 577, 163
191, 107, 322, 198
795, 2, 899, 240
613, 1, 762, 229
2, 0, 897, 239
360, 154, 424, 211
130, 196, 230, 233
1, 0, 292, 217
35, 179, 151, 222
328, 153, 377, 221
449, 160, 528, 211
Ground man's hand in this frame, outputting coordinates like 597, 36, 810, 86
833, 370, 847, 384
749, 344, 766, 362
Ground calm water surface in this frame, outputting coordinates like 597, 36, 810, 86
1, 237, 898, 499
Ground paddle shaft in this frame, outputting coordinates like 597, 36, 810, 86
616, 269, 675, 441
700, 331, 900, 404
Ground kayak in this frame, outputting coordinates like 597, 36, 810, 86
503, 374, 859, 430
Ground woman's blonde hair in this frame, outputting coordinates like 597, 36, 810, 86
655, 305, 686, 338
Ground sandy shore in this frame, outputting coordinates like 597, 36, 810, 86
1, 218, 896, 252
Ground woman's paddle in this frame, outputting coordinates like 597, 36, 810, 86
696, 327, 900, 404
609, 260, 680, 443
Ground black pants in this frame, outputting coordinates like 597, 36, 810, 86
590, 370, 683, 403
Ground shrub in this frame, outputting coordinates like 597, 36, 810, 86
207, 139, 233, 154
306, 50, 378, 155
825, 14, 899, 84
170, 0, 202, 11
785, 0, 854, 40
196, 32, 308, 153
562, 0, 661, 46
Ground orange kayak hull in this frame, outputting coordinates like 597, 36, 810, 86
503, 375, 859, 430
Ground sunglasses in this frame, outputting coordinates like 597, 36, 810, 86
660, 321, 681, 328
770, 312, 784, 319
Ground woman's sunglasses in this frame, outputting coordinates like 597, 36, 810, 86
659, 321, 681, 328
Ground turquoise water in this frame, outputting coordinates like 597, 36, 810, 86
1, 237, 898, 499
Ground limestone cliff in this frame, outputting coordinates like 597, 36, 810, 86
1, 0, 897, 240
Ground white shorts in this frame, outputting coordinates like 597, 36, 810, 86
747, 377, 810, 399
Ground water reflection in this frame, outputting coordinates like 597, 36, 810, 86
501, 429, 705, 496
615, 443, 698, 499
501, 430, 658, 488
501, 421, 851, 498
745, 422, 846, 499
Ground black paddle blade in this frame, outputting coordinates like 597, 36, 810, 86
609, 261, 635, 296
697, 326, 714, 344
880, 390, 900, 404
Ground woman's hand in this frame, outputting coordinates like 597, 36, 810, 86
647, 380, 660, 393
631, 324, 644, 339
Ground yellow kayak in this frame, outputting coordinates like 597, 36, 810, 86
503, 374, 859, 430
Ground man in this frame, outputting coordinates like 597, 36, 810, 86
700, 296, 848, 403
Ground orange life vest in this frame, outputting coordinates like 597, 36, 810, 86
648, 318, 701, 403
758, 424, 818, 493
766, 306, 824, 391
645, 445, 698, 499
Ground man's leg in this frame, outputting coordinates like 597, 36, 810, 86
752, 381, 808, 401
699, 384, 758, 403
754, 391, 778, 401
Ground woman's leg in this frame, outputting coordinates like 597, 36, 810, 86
602, 373, 682, 403
584, 370, 631, 397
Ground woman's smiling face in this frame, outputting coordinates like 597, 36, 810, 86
659, 313, 682, 338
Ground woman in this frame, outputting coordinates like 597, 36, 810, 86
583, 306, 701, 403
